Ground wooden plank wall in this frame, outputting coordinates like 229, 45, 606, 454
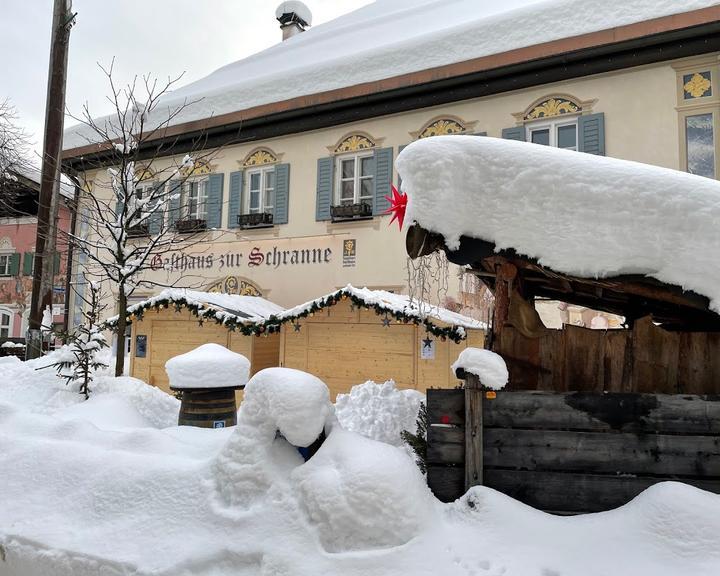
498, 317, 720, 394
130, 308, 280, 395
279, 299, 485, 399
426, 389, 720, 512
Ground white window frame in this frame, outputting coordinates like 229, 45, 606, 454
246, 166, 276, 215
334, 152, 374, 206
526, 117, 579, 150
0, 254, 10, 277
182, 178, 208, 221
0, 307, 13, 338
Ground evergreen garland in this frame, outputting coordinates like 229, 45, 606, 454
401, 402, 428, 474
105, 288, 469, 343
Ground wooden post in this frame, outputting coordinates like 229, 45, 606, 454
464, 370, 483, 491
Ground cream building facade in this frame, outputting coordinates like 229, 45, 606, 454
62, 2, 720, 326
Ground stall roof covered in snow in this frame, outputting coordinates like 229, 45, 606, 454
62, 0, 720, 153
273, 284, 485, 342
106, 288, 284, 331
399, 136, 720, 329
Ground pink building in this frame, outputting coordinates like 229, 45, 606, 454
0, 168, 73, 340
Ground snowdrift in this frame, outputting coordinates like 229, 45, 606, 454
398, 136, 720, 312
1, 356, 719, 575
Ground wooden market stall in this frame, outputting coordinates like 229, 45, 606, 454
273, 285, 486, 399
121, 289, 284, 394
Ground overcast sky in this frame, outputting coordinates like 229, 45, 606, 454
0, 0, 376, 158
1, 0, 541, 159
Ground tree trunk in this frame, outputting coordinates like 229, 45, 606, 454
114, 288, 127, 377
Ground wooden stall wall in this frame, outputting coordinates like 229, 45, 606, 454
279, 299, 484, 399
130, 308, 280, 394
426, 389, 720, 512
498, 317, 720, 394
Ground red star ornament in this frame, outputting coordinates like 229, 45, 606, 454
384, 185, 407, 230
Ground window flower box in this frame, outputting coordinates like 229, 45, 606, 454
330, 202, 373, 222
238, 212, 274, 229
127, 224, 149, 238
174, 218, 207, 233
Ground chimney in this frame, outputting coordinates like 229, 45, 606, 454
276, 1, 312, 41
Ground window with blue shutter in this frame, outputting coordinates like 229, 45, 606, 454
316, 157, 333, 221
228, 171, 244, 229
274, 163, 290, 225
168, 181, 182, 228
578, 113, 605, 155
501, 127, 526, 141
373, 147, 393, 215
148, 181, 163, 235
206, 173, 224, 229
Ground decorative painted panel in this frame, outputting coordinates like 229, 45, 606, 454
243, 148, 278, 167
418, 119, 466, 138
206, 276, 262, 296
683, 72, 712, 100
334, 134, 375, 154
524, 97, 581, 121
180, 160, 213, 177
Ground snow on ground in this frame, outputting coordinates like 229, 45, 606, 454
1, 356, 719, 575
63, 0, 720, 149
335, 380, 424, 446
398, 135, 720, 312
451, 348, 509, 390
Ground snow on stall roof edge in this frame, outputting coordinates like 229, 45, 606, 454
277, 284, 487, 331
107, 288, 284, 325
397, 136, 720, 313
62, 0, 720, 151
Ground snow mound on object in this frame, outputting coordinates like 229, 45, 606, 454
292, 427, 436, 553
275, 1, 313, 24
398, 136, 720, 312
451, 348, 508, 390
335, 380, 424, 446
213, 367, 332, 509
165, 343, 250, 390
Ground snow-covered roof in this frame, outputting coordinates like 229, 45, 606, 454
275, 284, 485, 342
397, 135, 720, 314
9, 165, 75, 199
62, 0, 720, 151
108, 288, 284, 328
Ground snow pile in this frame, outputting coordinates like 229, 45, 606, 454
213, 367, 332, 509
63, 0, 720, 149
1, 341, 24, 348
398, 136, 720, 312
292, 427, 436, 552
1, 359, 720, 574
0, 353, 179, 429
275, 1, 313, 24
451, 347, 509, 390
165, 343, 250, 390
335, 380, 424, 446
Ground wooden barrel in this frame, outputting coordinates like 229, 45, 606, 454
177, 388, 238, 428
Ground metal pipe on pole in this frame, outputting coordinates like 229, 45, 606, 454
27, 0, 75, 359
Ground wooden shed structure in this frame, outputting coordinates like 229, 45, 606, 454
273, 285, 486, 399
122, 289, 284, 394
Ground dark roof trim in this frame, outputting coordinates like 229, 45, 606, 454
63, 15, 720, 170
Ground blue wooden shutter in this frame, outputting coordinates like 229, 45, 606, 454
274, 163, 290, 225
316, 157, 333, 221
228, 171, 244, 229
373, 147, 393, 216
473, 132, 488, 136
148, 181, 163, 235
168, 181, 182, 227
9, 253, 20, 276
206, 173, 224, 229
578, 113, 605, 156
502, 127, 526, 141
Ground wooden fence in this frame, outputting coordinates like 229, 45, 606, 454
426, 387, 720, 513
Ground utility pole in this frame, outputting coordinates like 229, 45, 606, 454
27, 0, 76, 359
